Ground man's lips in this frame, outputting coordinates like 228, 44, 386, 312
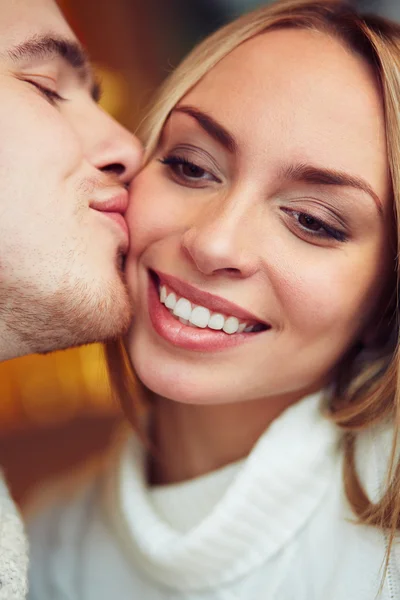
151, 269, 269, 327
111, 213, 130, 235
90, 191, 129, 239
90, 191, 129, 213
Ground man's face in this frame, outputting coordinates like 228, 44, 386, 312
0, 0, 142, 360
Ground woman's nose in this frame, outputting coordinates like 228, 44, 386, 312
181, 200, 260, 278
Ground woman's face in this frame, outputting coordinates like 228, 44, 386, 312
125, 28, 392, 406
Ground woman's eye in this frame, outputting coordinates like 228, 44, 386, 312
281, 208, 347, 242
25, 80, 66, 105
180, 162, 207, 179
298, 213, 324, 232
159, 155, 220, 185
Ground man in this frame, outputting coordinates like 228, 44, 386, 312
0, 0, 142, 596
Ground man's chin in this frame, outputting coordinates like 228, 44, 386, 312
56, 288, 133, 350
4, 275, 134, 358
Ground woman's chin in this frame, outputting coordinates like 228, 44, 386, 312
126, 323, 211, 404
132, 357, 208, 405
128, 346, 227, 406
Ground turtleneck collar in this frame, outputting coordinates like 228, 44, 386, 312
103, 391, 341, 592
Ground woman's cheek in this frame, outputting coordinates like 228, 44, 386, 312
128, 169, 192, 256
265, 237, 362, 332
127, 175, 168, 252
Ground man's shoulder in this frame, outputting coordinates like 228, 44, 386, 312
0, 474, 28, 600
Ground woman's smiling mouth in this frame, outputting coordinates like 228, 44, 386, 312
147, 270, 270, 352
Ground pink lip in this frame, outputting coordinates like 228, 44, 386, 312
154, 270, 266, 325
90, 191, 129, 240
90, 191, 129, 214
147, 275, 257, 352
101, 212, 129, 237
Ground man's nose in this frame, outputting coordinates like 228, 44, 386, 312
80, 105, 143, 186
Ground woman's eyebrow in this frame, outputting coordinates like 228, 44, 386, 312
281, 162, 383, 215
172, 105, 237, 153
5, 34, 102, 102
168, 107, 383, 214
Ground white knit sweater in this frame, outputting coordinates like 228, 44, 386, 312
27, 393, 400, 599
0, 476, 27, 599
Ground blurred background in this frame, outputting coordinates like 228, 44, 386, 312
1, 0, 398, 506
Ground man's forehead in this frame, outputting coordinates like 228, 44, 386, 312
0, 0, 76, 51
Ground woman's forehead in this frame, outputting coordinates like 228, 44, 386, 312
185, 28, 381, 114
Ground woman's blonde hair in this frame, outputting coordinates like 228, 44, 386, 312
107, 0, 400, 549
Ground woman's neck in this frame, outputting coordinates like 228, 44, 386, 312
148, 389, 312, 486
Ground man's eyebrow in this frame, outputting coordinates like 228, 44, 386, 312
172, 105, 237, 153
6, 34, 102, 102
282, 162, 383, 214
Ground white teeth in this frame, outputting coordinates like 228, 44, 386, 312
158, 284, 259, 335
165, 292, 177, 310
223, 316, 240, 335
208, 313, 225, 330
190, 306, 210, 328
173, 297, 192, 320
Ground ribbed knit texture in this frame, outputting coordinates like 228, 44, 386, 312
109, 392, 340, 592
0, 476, 27, 599
149, 461, 242, 533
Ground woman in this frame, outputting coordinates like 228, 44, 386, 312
27, 1, 400, 598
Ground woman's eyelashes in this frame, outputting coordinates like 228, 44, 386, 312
159, 153, 222, 186
280, 207, 348, 242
